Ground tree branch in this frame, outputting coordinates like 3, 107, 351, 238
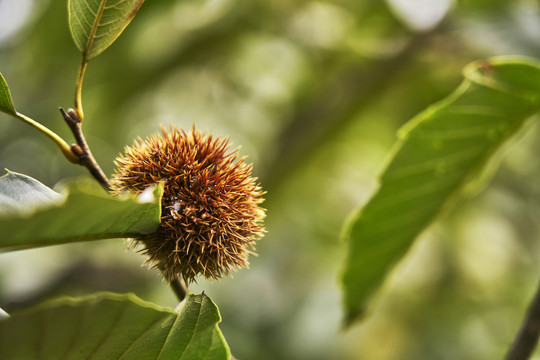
59, 107, 111, 191
169, 276, 188, 302
62, 43, 192, 301
60, 107, 189, 302
505, 277, 540, 360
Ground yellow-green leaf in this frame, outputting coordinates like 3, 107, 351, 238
341, 57, 540, 326
0, 72, 16, 116
68, 0, 145, 61
0, 170, 162, 250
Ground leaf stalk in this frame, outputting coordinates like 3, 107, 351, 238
74, 59, 88, 121
5, 111, 79, 163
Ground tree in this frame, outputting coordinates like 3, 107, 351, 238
1, 1, 540, 359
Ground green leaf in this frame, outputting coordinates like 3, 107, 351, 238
0, 292, 231, 360
341, 57, 540, 326
0, 170, 63, 216
0, 170, 162, 250
68, 0, 145, 61
0, 72, 16, 115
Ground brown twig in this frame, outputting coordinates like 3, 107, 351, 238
505, 278, 540, 360
60, 108, 190, 303
59, 107, 111, 191
169, 276, 188, 302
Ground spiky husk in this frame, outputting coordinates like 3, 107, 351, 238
111, 126, 265, 283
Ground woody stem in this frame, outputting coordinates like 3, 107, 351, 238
59, 108, 111, 191
505, 277, 540, 360
170, 276, 188, 302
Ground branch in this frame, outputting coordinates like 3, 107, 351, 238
59, 108, 111, 191
60, 108, 188, 302
169, 276, 188, 302
505, 278, 540, 360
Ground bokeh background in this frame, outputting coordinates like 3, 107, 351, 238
2, 0, 540, 359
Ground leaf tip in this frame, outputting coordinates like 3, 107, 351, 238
0, 71, 17, 115
342, 306, 367, 330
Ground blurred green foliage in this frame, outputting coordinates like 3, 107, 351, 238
1, 0, 540, 359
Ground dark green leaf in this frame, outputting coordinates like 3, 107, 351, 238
0, 292, 231, 360
0, 170, 162, 250
341, 57, 540, 325
68, 0, 145, 61
0, 72, 16, 116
